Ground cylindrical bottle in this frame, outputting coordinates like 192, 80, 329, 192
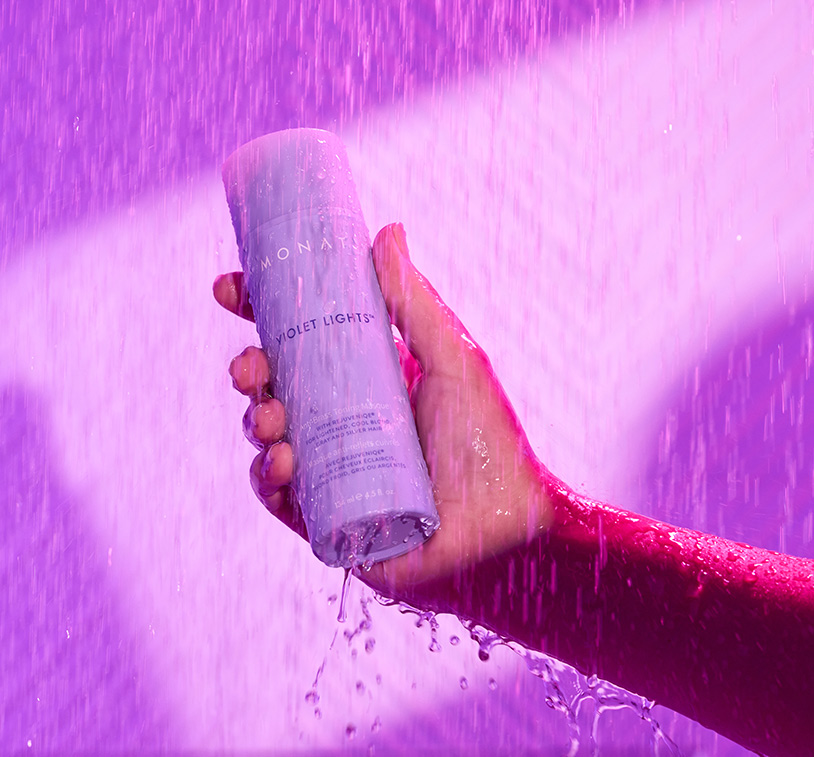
222, 128, 440, 568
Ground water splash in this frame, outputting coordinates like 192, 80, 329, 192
572, 675, 683, 756
371, 599, 685, 756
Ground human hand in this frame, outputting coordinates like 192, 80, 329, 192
213, 223, 556, 610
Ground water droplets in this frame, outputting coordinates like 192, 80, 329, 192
471, 427, 490, 469
688, 569, 710, 599
463, 619, 502, 662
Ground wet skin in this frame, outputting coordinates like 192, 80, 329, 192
215, 223, 814, 757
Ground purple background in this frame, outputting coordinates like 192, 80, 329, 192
2, 0, 813, 753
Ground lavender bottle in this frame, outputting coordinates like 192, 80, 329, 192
222, 129, 440, 568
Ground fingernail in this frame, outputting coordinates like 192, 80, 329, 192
260, 446, 272, 473
391, 223, 410, 260
260, 445, 278, 481
242, 404, 264, 450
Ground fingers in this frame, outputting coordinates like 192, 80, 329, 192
214, 271, 255, 322
250, 442, 294, 501
243, 397, 286, 449
229, 346, 270, 396
249, 442, 308, 540
371, 223, 478, 373
228, 341, 307, 540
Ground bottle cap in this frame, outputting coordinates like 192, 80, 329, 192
222, 128, 363, 254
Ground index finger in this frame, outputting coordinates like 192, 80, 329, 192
213, 272, 255, 322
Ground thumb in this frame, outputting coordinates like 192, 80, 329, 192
371, 223, 473, 373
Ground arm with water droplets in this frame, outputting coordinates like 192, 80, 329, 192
414, 476, 814, 757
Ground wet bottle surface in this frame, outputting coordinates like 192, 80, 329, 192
222, 128, 440, 567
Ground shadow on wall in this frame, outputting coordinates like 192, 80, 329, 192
0, 0, 668, 254
642, 302, 814, 559
0, 385, 175, 751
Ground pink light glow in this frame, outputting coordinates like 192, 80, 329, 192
1, 0, 813, 753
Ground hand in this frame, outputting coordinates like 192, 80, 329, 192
213, 223, 556, 609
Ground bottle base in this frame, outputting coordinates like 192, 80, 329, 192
312, 512, 440, 569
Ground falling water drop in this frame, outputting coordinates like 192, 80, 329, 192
337, 568, 353, 623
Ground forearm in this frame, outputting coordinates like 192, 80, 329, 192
421, 475, 814, 757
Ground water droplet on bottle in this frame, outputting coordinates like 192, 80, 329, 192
488, 678, 498, 691
449, 635, 460, 646
305, 690, 319, 705
346, 724, 357, 739
356, 680, 365, 694
365, 638, 375, 654
316, 168, 327, 180
478, 648, 490, 662
459, 677, 469, 690
371, 716, 382, 733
